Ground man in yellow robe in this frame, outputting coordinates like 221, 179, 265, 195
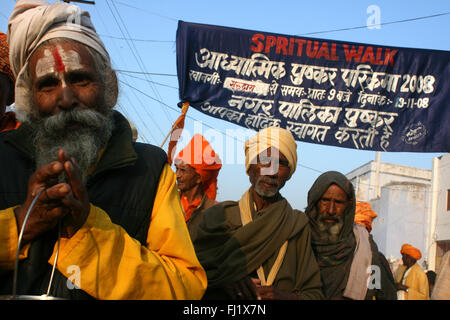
0, 0, 206, 299
394, 244, 429, 300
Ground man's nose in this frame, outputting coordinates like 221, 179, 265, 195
58, 84, 77, 110
327, 201, 337, 215
260, 162, 279, 176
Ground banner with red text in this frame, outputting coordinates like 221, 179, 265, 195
176, 20, 450, 152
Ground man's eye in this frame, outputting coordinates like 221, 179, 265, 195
69, 73, 93, 86
72, 77, 90, 86
37, 78, 59, 90
259, 156, 271, 165
279, 159, 289, 167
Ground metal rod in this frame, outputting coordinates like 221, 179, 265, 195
45, 221, 61, 297
12, 188, 46, 298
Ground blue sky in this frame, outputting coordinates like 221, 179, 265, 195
1, 0, 448, 210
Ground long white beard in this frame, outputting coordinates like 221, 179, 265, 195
34, 108, 114, 185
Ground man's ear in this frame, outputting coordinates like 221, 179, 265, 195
105, 69, 118, 108
195, 173, 202, 185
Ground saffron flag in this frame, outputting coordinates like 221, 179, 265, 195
167, 102, 189, 165
176, 20, 450, 152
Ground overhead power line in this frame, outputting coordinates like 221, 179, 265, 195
113, 0, 178, 22
299, 11, 450, 36
107, 0, 175, 125
114, 0, 449, 36
99, 34, 174, 43
115, 69, 177, 77
118, 72, 178, 90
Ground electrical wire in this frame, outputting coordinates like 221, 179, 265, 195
113, 0, 179, 22
94, 4, 150, 142
107, 0, 175, 125
117, 71, 178, 89
95, 3, 164, 143
298, 11, 450, 36
99, 34, 174, 43
106, 1, 450, 39
115, 69, 177, 77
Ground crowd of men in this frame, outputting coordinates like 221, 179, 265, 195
0, 0, 446, 300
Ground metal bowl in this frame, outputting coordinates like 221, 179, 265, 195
0, 294, 65, 300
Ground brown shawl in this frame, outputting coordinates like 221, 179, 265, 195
192, 192, 308, 288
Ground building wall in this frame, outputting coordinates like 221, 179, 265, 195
429, 153, 450, 271
371, 183, 430, 262
435, 154, 450, 241
347, 161, 431, 202
346, 161, 431, 265
347, 155, 450, 271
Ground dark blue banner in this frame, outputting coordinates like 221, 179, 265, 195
176, 20, 450, 152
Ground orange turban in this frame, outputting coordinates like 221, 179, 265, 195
175, 134, 222, 200
355, 201, 378, 232
0, 32, 14, 84
401, 244, 422, 261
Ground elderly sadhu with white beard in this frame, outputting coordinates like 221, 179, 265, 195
0, 0, 206, 299
192, 127, 323, 300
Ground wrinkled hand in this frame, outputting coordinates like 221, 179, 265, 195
14, 149, 90, 244
224, 276, 259, 300
252, 278, 297, 300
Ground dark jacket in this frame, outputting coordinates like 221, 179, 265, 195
186, 195, 218, 240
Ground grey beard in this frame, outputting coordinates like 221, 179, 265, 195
316, 216, 345, 243
34, 108, 114, 185
253, 176, 280, 198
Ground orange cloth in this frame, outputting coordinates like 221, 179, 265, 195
0, 111, 20, 132
401, 243, 422, 261
354, 201, 378, 232
175, 134, 222, 201
0, 32, 14, 84
180, 196, 202, 221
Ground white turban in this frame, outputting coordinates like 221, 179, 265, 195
244, 127, 298, 179
7, 0, 113, 119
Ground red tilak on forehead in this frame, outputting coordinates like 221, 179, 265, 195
51, 46, 66, 72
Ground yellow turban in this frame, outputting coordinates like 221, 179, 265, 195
401, 244, 422, 261
355, 201, 378, 232
244, 127, 297, 179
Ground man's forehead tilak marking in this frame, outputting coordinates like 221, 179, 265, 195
51, 46, 66, 72
35, 45, 84, 88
